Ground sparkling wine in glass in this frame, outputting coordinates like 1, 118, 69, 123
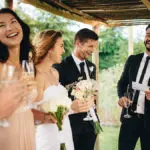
124, 92, 132, 119
22, 60, 37, 110
22, 60, 34, 80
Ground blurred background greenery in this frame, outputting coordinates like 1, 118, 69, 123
99, 126, 141, 150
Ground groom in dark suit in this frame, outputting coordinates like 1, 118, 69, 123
54, 28, 99, 150
117, 24, 150, 150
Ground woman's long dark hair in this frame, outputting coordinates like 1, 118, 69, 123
0, 8, 33, 63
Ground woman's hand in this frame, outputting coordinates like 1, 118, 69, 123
0, 82, 28, 119
23, 80, 38, 102
32, 109, 57, 125
43, 113, 57, 124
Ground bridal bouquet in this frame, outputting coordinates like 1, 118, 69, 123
68, 79, 102, 134
40, 85, 72, 150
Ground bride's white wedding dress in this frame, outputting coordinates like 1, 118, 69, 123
36, 84, 74, 150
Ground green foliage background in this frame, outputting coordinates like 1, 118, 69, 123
15, 6, 75, 57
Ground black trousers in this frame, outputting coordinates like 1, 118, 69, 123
73, 132, 97, 150
119, 115, 150, 150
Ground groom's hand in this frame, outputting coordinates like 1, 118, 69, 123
71, 99, 90, 113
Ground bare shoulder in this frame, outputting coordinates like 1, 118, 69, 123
51, 67, 59, 81
35, 73, 45, 89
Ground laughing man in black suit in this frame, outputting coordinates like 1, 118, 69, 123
54, 28, 99, 150
117, 24, 150, 150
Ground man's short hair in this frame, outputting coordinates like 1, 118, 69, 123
74, 28, 98, 43
146, 24, 150, 31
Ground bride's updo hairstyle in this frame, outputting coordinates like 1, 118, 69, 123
32, 30, 62, 65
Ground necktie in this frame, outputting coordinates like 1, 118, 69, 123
132, 56, 150, 111
79, 62, 86, 80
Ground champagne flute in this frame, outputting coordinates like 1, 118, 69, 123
22, 60, 34, 80
0, 64, 19, 127
124, 92, 132, 118
83, 95, 94, 121
22, 60, 38, 110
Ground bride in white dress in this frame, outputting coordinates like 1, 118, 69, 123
32, 30, 74, 150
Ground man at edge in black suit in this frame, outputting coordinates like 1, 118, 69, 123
54, 28, 99, 150
117, 24, 150, 150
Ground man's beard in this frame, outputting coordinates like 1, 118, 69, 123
144, 41, 150, 52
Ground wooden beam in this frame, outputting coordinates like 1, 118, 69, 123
64, 1, 142, 8
82, 8, 146, 13
21, 0, 107, 26
92, 24, 100, 150
141, 0, 150, 10
92, 24, 99, 81
108, 20, 150, 27
4, 0, 13, 9
44, 0, 105, 22
97, 11, 150, 20
78, 4, 145, 10
128, 26, 134, 56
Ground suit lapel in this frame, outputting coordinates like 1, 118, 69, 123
131, 53, 144, 81
67, 56, 95, 80
67, 56, 81, 80
86, 60, 92, 78
86, 60, 96, 79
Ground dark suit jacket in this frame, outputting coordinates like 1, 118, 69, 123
54, 55, 97, 135
117, 53, 150, 121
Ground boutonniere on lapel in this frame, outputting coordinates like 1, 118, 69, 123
89, 66, 94, 77
89, 66, 94, 72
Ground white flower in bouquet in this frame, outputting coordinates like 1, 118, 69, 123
71, 79, 102, 134
40, 85, 72, 150
41, 99, 58, 113
71, 88, 85, 100
41, 85, 72, 114
72, 79, 99, 101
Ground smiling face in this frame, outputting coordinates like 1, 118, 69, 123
0, 13, 23, 48
49, 37, 65, 64
75, 39, 98, 60
144, 28, 150, 52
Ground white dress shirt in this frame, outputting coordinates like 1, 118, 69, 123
72, 53, 90, 79
135, 53, 150, 114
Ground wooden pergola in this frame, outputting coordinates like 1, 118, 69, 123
4, 0, 150, 150
21, 0, 150, 27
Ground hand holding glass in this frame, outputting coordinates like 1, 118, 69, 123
83, 97, 95, 121
124, 92, 132, 118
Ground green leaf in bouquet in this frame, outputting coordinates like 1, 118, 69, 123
53, 106, 68, 130
94, 121, 103, 135
60, 143, 66, 150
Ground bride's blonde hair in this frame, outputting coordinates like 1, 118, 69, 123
32, 30, 62, 65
